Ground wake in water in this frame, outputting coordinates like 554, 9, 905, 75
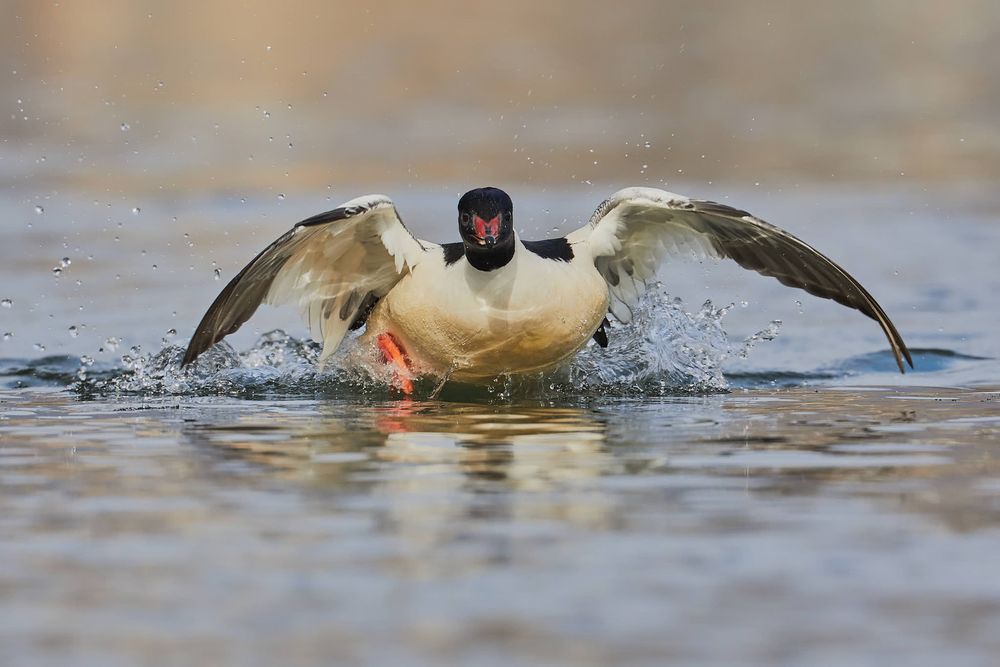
62, 287, 783, 399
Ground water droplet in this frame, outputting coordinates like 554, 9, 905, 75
104, 336, 120, 351
68, 325, 78, 337
165, 328, 177, 337
2, 332, 11, 341
277, 193, 285, 200
34, 205, 44, 215
120, 122, 130, 131
80, 354, 94, 366
151, 264, 158, 270
52, 267, 62, 277
740, 300, 749, 308
213, 268, 222, 280
265, 45, 272, 52
132, 206, 141, 215
795, 300, 804, 314
0, 298, 10, 308
60, 257, 71, 268
33, 343, 45, 352
643, 141, 652, 149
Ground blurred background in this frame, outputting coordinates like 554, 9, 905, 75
1, 0, 999, 359
4, 0, 999, 192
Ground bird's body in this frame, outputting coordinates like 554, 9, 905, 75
361, 235, 609, 381
181, 186, 912, 392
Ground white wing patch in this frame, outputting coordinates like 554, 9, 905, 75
267, 198, 426, 361
572, 186, 912, 372
182, 194, 429, 367
575, 188, 720, 322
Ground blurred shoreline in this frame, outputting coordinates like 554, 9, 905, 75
3, 0, 1000, 196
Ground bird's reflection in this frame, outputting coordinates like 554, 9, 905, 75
186, 400, 610, 483
370, 401, 610, 480
183, 400, 618, 565
181, 387, 1000, 537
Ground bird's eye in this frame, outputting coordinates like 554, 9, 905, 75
460, 213, 470, 224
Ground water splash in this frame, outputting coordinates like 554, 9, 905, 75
8, 331, 982, 398
70, 288, 778, 399
566, 293, 733, 393
544, 288, 781, 396
74, 331, 383, 398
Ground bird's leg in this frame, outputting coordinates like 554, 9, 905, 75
376, 332, 414, 396
428, 368, 453, 399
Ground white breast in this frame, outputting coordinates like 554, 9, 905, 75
364, 238, 609, 380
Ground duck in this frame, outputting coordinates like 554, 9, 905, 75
181, 186, 912, 393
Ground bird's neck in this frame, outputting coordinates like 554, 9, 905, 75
464, 236, 516, 272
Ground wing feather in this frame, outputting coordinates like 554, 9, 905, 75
182, 195, 428, 367
573, 187, 912, 373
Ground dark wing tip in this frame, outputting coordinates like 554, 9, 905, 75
179, 227, 304, 368
689, 200, 916, 375
180, 343, 199, 368
180, 308, 241, 368
894, 333, 914, 374
180, 326, 221, 368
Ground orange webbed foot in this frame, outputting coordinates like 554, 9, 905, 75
376, 332, 414, 395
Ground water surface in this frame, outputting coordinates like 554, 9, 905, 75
2, 186, 999, 666
2, 385, 999, 666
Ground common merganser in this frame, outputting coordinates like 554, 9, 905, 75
182, 187, 912, 392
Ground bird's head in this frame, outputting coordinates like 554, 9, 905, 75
458, 188, 514, 269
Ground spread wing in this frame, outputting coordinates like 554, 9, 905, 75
181, 194, 429, 367
568, 187, 912, 373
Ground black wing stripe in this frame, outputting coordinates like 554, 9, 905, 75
522, 238, 574, 262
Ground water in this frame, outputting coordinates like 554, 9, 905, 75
2, 186, 1000, 666
3, 386, 999, 665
